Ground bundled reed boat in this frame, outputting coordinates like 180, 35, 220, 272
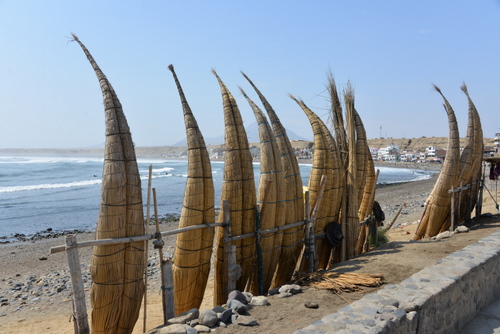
240, 86, 286, 293
242, 72, 304, 287
414, 85, 460, 239
212, 70, 256, 305
168, 65, 215, 315
72, 34, 145, 334
290, 94, 343, 269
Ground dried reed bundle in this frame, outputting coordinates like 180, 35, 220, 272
72, 34, 144, 334
168, 65, 214, 315
289, 94, 342, 269
212, 70, 256, 305
461, 84, 483, 212
293, 271, 383, 294
357, 161, 378, 255
414, 85, 460, 239
327, 74, 349, 261
241, 72, 304, 287
354, 109, 369, 211
240, 87, 285, 293
327, 72, 348, 168
344, 84, 359, 259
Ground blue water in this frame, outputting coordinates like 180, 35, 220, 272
0, 156, 433, 238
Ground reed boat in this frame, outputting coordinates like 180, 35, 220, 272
241, 72, 304, 287
414, 85, 460, 239
168, 65, 215, 315
73, 34, 145, 334
240, 86, 285, 293
212, 70, 256, 305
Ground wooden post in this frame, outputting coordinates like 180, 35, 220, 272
143, 165, 153, 332
223, 200, 237, 296
476, 167, 485, 219
458, 182, 463, 225
152, 188, 171, 323
162, 260, 175, 320
450, 186, 455, 231
66, 235, 89, 334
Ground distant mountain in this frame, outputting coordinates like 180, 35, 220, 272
172, 122, 311, 146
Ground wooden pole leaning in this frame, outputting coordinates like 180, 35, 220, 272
65, 234, 89, 334
143, 165, 153, 332
152, 188, 174, 323
223, 200, 237, 296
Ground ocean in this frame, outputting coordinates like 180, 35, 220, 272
0, 156, 434, 239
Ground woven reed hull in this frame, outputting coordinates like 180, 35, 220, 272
290, 95, 342, 269
327, 73, 348, 168
356, 155, 376, 255
354, 109, 368, 210
414, 86, 460, 239
213, 71, 256, 306
240, 87, 285, 293
344, 86, 359, 259
72, 35, 145, 334
241, 72, 304, 287
440, 93, 475, 232
462, 84, 483, 212
169, 65, 214, 315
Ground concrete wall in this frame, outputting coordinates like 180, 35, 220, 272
294, 229, 500, 334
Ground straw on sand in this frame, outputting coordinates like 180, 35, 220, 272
240, 86, 285, 293
212, 70, 256, 305
168, 65, 215, 315
241, 72, 305, 287
72, 34, 145, 334
293, 271, 383, 294
414, 85, 460, 239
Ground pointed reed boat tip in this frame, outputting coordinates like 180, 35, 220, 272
460, 82, 468, 94
168, 64, 174, 72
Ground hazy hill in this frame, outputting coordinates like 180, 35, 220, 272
172, 122, 311, 146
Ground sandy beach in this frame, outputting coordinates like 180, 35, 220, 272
1, 172, 499, 334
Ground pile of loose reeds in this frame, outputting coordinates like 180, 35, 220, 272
293, 271, 384, 294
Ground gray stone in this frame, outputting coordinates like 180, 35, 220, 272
455, 225, 470, 233
278, 292, 293, 298
242, 291, 253, 303
434, 231, 454, 240
304, 302, 319, 309
167, 308, 199, 325
228, 299, 247, 314
279, 284, 302, 295
227, 290, 248, 305
268, 287, 280, 295
199, 309, 218, 328
193, 325, 210, 333
217, 320, 227, 328
212, 305, 225, 313
182, 325, 197, 334
234, 314, 258, 326
158, 324, 187, 334
250, 296, 269, 306
219, 309, 233, 324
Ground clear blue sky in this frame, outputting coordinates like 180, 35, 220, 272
1, 0, 499, 148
